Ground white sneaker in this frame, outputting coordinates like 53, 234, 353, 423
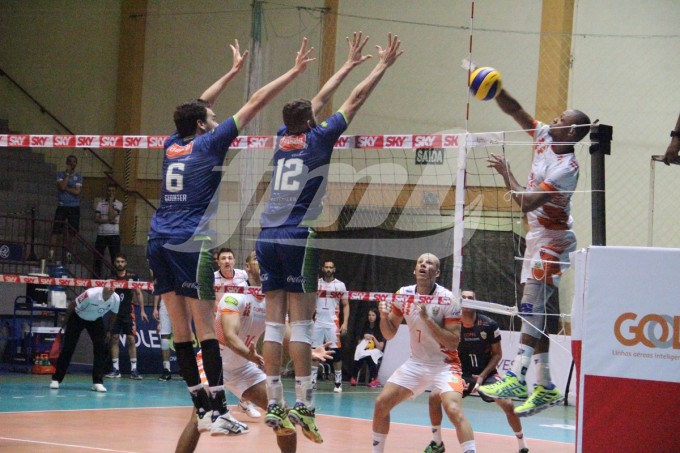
239, 400, 262, 418
49, 380, 59, 389
210, 411, 249, 436
91, 383, 107, 393
333, 384, 342, 393
197, 413, 212, 433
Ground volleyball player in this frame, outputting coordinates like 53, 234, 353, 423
372, 253, 476, 453
479, 86, 590, 416
424, 290, 528, 453
256, 32, 403, 445
312, 260, 349, 393
147, 38, 316, 437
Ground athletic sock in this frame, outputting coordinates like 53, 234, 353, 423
174, 341, 200, 387
266, 375, 284, 406
372, 432, 388, 453
112, 358, 120, 371
511, 344, 534, 382
432, 425, 442, 444
461, 439, 476, 453
516, 431, 528, 450
534, 352, 552, 387
295, 375, 314, 406
335, 369, 342, 384
130, 359, 137, 372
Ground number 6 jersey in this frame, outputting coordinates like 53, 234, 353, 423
150, 117, 239, 240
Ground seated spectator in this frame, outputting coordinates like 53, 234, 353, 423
350, 307, 385, 387
93, 183, 123, 277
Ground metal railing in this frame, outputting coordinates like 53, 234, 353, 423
0, 212, 114, 280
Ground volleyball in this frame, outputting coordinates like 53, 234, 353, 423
468, 67, 502, 101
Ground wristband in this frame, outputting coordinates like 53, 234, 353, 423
671, 130, 680, 138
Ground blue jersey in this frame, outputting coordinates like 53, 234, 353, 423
260, 112, 347, 228
56, 171, 82, 207
149, 117, 240, 240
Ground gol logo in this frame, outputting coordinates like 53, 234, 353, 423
614, 312, 680, 349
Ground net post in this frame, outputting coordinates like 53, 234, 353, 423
589, 124, 613, 246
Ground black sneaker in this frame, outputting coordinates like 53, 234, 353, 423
130, 369, 143, 380
158, 369, 172, 381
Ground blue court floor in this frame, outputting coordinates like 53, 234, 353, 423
0, 370, 575, 446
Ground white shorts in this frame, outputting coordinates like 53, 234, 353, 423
221, 361, 266, 399
312, 323, 338, 349
521, 229, 576, 287
387, 358, 465, 398
158, 300, 172, 336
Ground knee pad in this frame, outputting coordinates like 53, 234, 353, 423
161, 338, 170, 351
264, 322, 286, 345
290, 320, 314, 345
520, 279, 555, 339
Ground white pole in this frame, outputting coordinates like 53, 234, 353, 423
647, 157, 656, 246
451, 138, 467, 297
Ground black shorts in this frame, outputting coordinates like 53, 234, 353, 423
462, 373, 501, 402
52, 206, 80, 234
110, 313, 137, 336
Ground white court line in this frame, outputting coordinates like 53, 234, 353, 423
0, 437, 139, 452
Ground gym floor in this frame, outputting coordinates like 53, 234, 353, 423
0, 372, 575, 452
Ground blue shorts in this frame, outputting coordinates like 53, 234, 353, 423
147, 237, 214, 300
256, 227, 319, 293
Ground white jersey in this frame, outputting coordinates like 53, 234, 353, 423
214, 268, 248, 300
74, 287, 120, 321
214, 292, 266, 369
315, 278, 346, 327
527, 121, 579, 233
393, 283, 462, 369
94, 199, 123, 236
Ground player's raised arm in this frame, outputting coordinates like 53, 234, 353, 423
338, 33, 404, 125
494, 88, 535, 132
199, 39, 249, 107
311, 31, 372, 117
234, 37, 316, 130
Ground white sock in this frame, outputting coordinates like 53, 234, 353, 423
130, 359, 137, 371
534, 353, 552, 387
516, 431, 528, 450
372, 432, 388, 453
295, 375, 314, 406
432, 425, 442, 444
311, 365, 318, 383
511, 344, 534, 382
163, 360, 170, 370
461, 439, 476, 453
335, 370, 342, 384
112, 358, 120, 371
266, 376, 284, 406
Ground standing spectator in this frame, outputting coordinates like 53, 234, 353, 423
662, 113, 680, 165
49, 155, 82, 260
350, 307, 385, 387
50, 287, 120, 392
371, 253, 476, 453
153, 294, 173, 381
424, 290, 528, 453
311, 260, 349, 393
93, 183, 123, 277
146, 38, 315, 439
105, 254, 148, 379
257, 33, 403, 445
